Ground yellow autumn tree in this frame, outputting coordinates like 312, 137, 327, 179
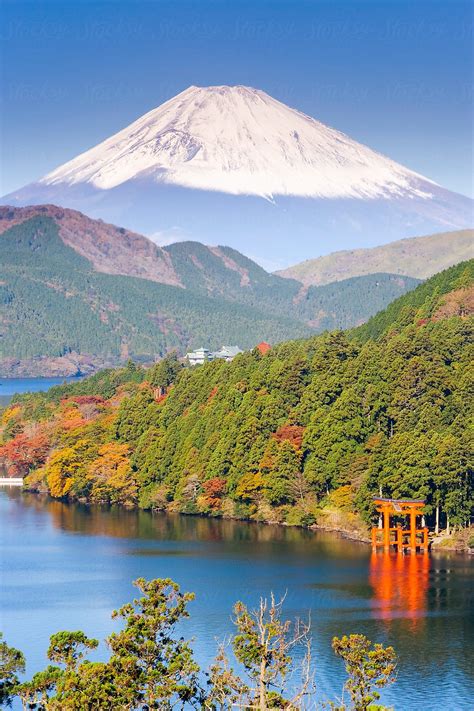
45, 447, 81, 498
1, 405, 21, 427
57, 404, 85, 432
87, 443, 136, 504
235, 472, 265, 503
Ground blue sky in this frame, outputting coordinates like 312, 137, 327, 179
1, 0, 472, 197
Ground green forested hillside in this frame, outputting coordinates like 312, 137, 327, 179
0, 215, 418, 366
0, 216, 309, 360
164, 240, 419, 327
353, 259, 473, 341
3, 261, 472, 535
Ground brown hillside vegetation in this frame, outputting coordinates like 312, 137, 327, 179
0, 204, 181, 286
277, 229, 474, 285
431, 285, 474, 320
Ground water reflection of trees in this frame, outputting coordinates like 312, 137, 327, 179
12, 492, 366, 560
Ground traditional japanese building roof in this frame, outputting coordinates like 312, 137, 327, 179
256, 341, 271, 355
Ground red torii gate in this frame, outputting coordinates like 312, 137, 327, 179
371, 498, 429, 553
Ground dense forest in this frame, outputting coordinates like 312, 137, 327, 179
0, 215, 418, 364
1, 261, 472, 536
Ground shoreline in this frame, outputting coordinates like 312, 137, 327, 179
17, 486, 472, 554
309, 521, 370, 545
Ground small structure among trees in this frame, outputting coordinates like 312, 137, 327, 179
256, 341, 271, 355
185, 345, 243, 366
371, 498, 429, 553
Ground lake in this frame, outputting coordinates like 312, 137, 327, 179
0, 489, 472, 709
0, 376, 83, 406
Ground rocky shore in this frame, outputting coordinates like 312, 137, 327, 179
0, 353, 118, 378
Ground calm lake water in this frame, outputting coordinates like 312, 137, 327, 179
0, 376, 82, 405
1, 490, 472, 709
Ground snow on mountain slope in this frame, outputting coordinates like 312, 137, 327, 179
4, 85, 472, 267
39, 85, 435, 201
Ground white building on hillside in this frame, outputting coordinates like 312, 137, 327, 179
186, 345, 243, 366
186, 347, 212, 366
213, 346, 243, 361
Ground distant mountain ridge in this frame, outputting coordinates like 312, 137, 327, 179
0, 205, 419, 375
0, 204, 181, 286
4, 85, 472, 266
277, 229, 474, 285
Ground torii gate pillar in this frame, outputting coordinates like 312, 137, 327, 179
371, 498, 428, 553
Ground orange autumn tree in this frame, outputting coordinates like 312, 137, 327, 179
56, 401, 87, 432
87, 443, 136, 505
200, 477, 227, 511
273, 424, 305, 449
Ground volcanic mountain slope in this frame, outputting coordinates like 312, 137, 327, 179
15, 86, 439, 199
4, 85, 472, 267
0, 205, 419, 374
277, 229, 474, 286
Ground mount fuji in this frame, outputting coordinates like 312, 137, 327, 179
4, 85, 472, 268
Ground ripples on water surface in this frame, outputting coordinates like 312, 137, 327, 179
0, 490, 472, 709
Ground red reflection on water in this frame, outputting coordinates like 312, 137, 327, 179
369, 551, 430, 629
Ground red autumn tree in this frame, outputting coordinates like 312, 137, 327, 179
69, 396, 105, 405
202, 477, 227, 509
273, 424, 305, 450
0, 432, 50, 477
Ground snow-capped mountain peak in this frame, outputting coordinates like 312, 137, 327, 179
40, 84, 435, 200
6, 85, 471, 267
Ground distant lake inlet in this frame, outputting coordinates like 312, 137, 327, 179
0, 376, 83, 404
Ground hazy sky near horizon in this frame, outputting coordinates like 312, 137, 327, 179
1, 0, 473, 197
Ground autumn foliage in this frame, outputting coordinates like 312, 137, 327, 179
1, 260, 473, 536
201, 478, 227, 509
87, 443, 135, 504
273, 424, 305, 449
0, 432, 49, 477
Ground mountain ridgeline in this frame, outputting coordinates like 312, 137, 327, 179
277, 229, 474, 285
0, 205, 419, 374
4, 260, 472, 535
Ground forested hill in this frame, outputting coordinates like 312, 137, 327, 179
0, 207, 418, 374
0, 215, 308, 365
2, 260, 472, 535
353, 258, 474, 341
